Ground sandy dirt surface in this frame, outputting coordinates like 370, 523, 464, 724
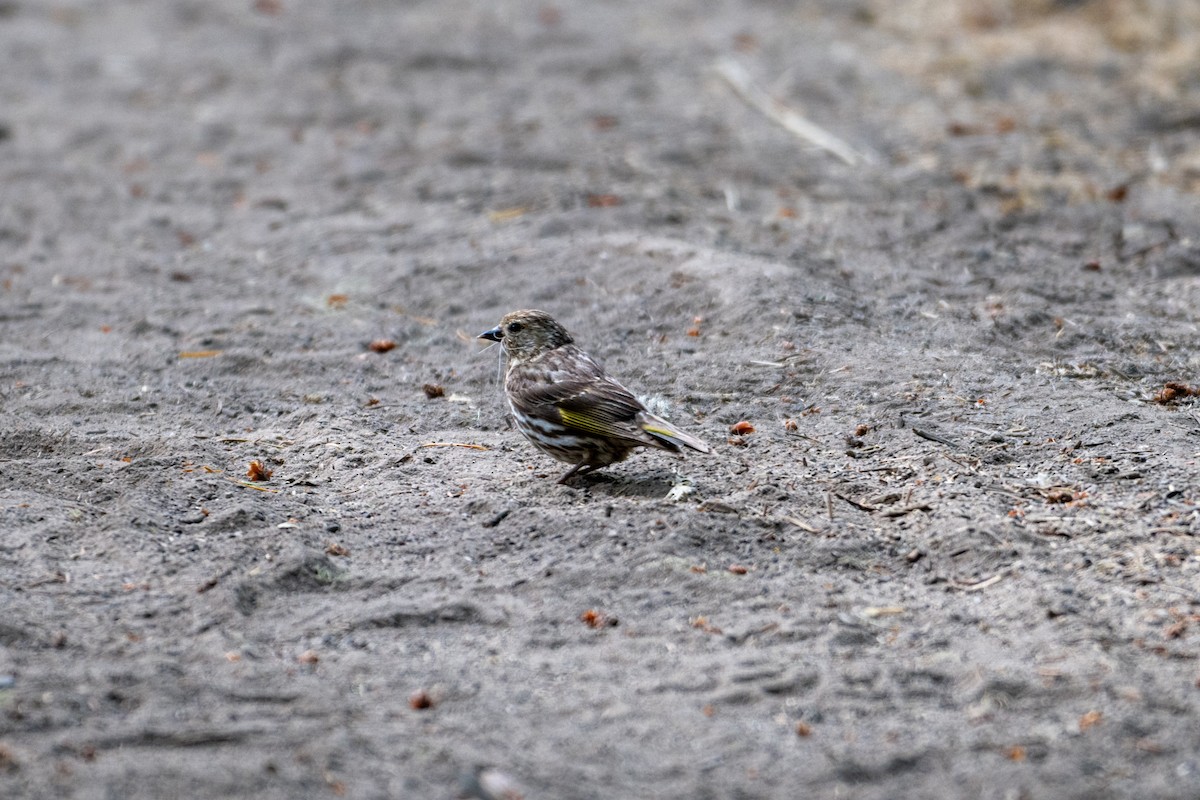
3, 1, 1200, 797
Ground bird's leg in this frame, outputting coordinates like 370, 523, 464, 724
557, 462, 600, 484
557, 462, 587, 484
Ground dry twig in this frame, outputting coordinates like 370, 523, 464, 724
834, 492, 877, 512
715, 58, 865, 166
417, 442, 490, 450
951, 573, 1006, 592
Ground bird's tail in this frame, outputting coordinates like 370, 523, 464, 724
637, 412, 711, 454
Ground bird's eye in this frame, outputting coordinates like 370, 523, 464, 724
507, 322, 523, 333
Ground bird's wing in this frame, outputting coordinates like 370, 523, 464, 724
510, 352, 653, 445
553, 379, 648, 437
510, 349, 705, 454
520, 375, 649, 438
636, 411, 711, 454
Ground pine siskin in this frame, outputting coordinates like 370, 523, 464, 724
479, 309, 710, 483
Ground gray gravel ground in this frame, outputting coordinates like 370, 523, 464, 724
2, 1, 1200, 798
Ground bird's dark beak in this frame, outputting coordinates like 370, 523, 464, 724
478, 326, 503, 342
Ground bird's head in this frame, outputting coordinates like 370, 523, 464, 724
478, 309, 574, 364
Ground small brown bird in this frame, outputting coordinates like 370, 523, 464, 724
479, 310, 710, 483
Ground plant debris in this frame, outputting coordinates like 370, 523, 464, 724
1152, 381, 1199, 405
580, 609, 618, 628
246, 460, 273, 481
408, 690, 435, 710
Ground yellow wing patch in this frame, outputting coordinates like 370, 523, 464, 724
640, 424, 678, 439
558, 408, 612, 435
